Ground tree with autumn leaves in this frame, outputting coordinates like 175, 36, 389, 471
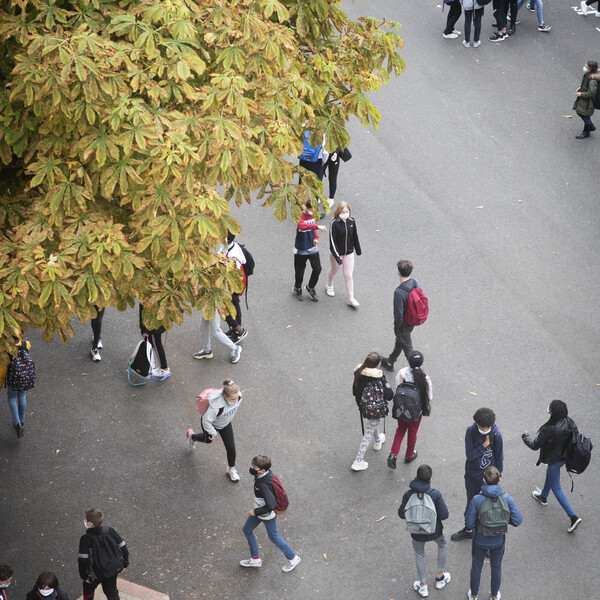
0, 0, 404, 359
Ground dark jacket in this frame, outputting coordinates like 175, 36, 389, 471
464, 423, 504, 481
393, 279, 420, 330
329, 218, 361, 263
573, 72, 600, 117
78, 526, 129, 580
522, 417, 573, 466
253, 470, 277, 518
26, 587, 69, 600
352, 366, 394, 408
465, 484, 523, 548
398, 477, 449, 542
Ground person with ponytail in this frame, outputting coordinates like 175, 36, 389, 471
351, 352, 394, 471
387, 350, 432, 470
187, 380, 243, 482
26, 572, 69, 600
522, 400, 582, 532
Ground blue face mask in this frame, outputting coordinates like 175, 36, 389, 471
225, 400, 237, 407
583, 66, 588, 73
0, 584, 10, 589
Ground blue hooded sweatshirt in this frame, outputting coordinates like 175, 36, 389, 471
464, 422, 504, 481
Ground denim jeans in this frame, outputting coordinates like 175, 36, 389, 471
7, 385, 26, 425
541, 461, 575, 517
517, 0, 543, 24
470, 540, 505, 597
577, 114, 593, 127
243, 516, 296, 560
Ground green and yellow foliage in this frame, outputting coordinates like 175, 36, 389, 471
0, 0, 404, 358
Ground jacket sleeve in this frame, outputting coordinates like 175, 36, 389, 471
352, 220, 361, 256
201, 406, 218, 437
433, 490, 449, 521
254, 480, 277, 516
381, 376, 394, 401
57, 589, 70, 600
464, 425, 479, 461
505, 494, 523, 527
109, 527, 129, 568
398, 490, 411, 519
297, 215, 319, 231
329, 222, 342, 264
78, 534, 90, 579
465, 495, 480, 531
393, 288, 405, 328
522, 427, 551, 451
581, 78, 598, 99
493, 431, 504, 474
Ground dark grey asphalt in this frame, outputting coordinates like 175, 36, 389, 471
2, 1, 599, 599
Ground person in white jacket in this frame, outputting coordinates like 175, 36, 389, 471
186, 380, 243, 481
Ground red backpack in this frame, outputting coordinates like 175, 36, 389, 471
271, 473, 289, 515
404, 288, 429, 326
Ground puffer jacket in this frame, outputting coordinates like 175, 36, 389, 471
522, 417, 573, 466
573, 72, 600, 117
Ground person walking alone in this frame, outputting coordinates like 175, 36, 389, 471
573, 60, 599, 139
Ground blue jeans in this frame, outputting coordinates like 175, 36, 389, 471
470, 540, 505, 597
518, 0, 543, 23
243, 516, 295, 560
541, 461, 574, 517
7, 385, 26, 425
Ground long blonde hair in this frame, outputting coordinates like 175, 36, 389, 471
333, 201, 351, 220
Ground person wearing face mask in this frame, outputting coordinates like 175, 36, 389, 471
292, 200, 327, 302
522, 400, 583, 533
187, 379, 243, 482
452, 408, 504, 541
326, 201, 362, 308
573, 60, 599, 139
26, 572, 69, 600
240, 455, 301, 572
0, 564, 14, 600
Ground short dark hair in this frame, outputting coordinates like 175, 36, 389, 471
416, 464, 432, 482
397, 260, 414, 277
85, 508, 104, 527
36, 572, 59, 590
484, 466, 500, 485
252, 455, 272, 470
0, 565, 13, 581
473, 407, 496, 429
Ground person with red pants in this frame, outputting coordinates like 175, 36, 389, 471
387, 350, 432, 469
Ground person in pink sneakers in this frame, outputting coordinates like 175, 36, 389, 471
240, 455, 300, 573
187, 380, 242, 482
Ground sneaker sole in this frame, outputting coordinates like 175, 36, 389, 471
231, 347, 243, 364
193, 354, 213, 360
568, 517, 582, 533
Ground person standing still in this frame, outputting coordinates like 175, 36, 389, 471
443, 0, 463, 38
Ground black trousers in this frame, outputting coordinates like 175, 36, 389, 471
225, 292, 242, 330
493, 0, 507, 29
91, 306, 105, 348
388, 323, 414, 365
464, 8, 484, 42
294, 253, 322, 290
83, 575, 120, 600
444, 0, 462, 34
148, 332, 167, 369
191, 421, 236, 467
504, 0, 517, 25
324, 157, 340, 199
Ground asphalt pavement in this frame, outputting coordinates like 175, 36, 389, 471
2, 1, 599, 599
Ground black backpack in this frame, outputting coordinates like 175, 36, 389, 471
239, 244, 255, 309
392, 382, 421, 422
565, 419, 592, 490
594, 81, 600, 110
86, 527, 124, 580
7, 344, 36, 391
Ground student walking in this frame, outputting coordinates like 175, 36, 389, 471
194, 308, 242, 364
387, 350, 432, 469
78, 508, 129, 600
452, 408, 504, 541
398, 464, 451, 598
26, 572, 69, 600
187, 380, 243, 482
293, 200, 327, 302
580, 0, 600, 15
466, 467, 522, 600
517, 0, 551, 31
5, 339, 35, 439
139, 304, 170, 380
90, 305, 105, 362
240, 455, 301, 572
461, 0, 485, 47
522, 399, 582, 532
326, 201, 362, 308
573, 60, 599, 139
221, 232, 248, 344
351, 352, 394, 471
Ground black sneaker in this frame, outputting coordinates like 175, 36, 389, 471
387, 453, 397, 469
527, 3, 536, 10
233, 329, 248, 344
16, 423, 24, 438
305, 286, 319, 302
532, 490, 548, 505
380, 357, 394, 372
293, 287, 303, 301
568, 515, 582, 533
225, 329, 236, 339
489, 32, 505, 42
405, 450, 418, 463
451, 527, 473, 541
507, 25, 516, 35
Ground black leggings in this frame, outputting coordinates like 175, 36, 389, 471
324, 157, 340, 199
191, 422, 236, 467
90, 306, 105, 347
504, 0, 517, 24
294, 253, 322, 290
464, 8, 484, 42
225, 293, 242, 330
493, 0, 507, 29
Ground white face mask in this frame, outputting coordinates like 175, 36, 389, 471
547, 406, 551, 414
583, 66, 588, 73
84, 519, 90, 529
0, 584, 10, 589
39, 589, 54, 597
478, 427, 491, 435
339, 212, 350, 220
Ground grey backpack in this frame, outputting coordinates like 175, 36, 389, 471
405, 492, 437, 535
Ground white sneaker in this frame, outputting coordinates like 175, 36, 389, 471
97, 339, 103, 349
596, 9, 600, 16
453, 29, 461, 35
473, 40, 481, 47
373, 433, 385, 451
347, 297, 360, 308
413, 581, 429, 597
463, 40, 470, 47
240, 558, 262, 568
467, 590, 478, 600
152, 367, 171, 380
351, 460, 368, 471
227, 467, 240, 482
581, 0, 589, 14
282, 555, 301, 572
91, 347, 101, 362
442, 32, 458, 38
230, 346, 242, 364
436, 572, 451, 589
326, 286, 335, 297
187, 429, 197, 449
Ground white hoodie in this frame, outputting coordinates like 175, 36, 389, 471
202, 388, 242, 436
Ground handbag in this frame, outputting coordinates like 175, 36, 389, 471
339, 146, 352, 162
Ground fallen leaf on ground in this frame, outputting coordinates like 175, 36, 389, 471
468, 391, 477, 396
376, 515, 387, 522
563, 115, 573, 119
476, 206, 483, 209
323, 553, 327, 560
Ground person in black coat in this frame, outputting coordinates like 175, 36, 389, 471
25, 572, 69, 600
522, 400, 582, 532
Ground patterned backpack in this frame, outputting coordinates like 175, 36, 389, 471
7, 344, 36, 391
360, 380, 388, 419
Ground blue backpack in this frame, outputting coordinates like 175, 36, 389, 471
298, 130, 321, 162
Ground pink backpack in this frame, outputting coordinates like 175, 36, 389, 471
404, 288, 429, 326
195, 388, 218, 414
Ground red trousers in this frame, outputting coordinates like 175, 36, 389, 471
390, 415, 422, 458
